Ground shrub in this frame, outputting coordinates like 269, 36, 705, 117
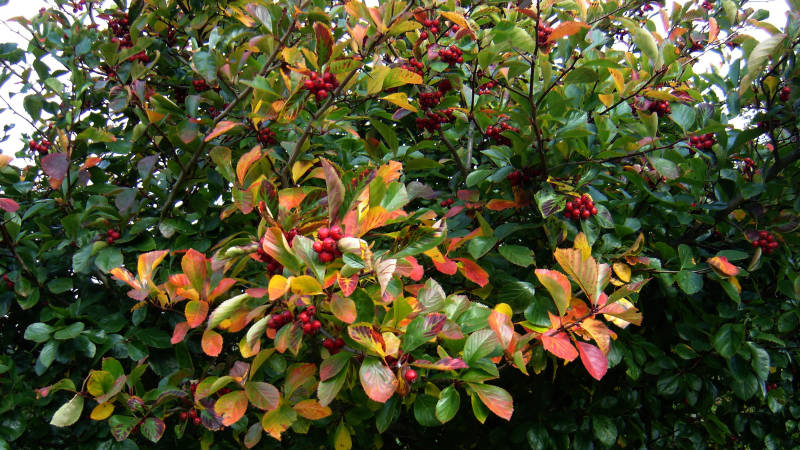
0, 0, 798, 448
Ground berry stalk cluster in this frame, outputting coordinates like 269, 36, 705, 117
564, 194, 598, 221
313, 225, 344, 263
29, 139, 51, 154
648, 100, 671, 116
106, 229, 121, 245
485, 122, 518, 146
688, 133, 715, 153
303, 71, 339, 101
752, 231, 778, 254
415, 109, 455, 132
438, 45, 463, 66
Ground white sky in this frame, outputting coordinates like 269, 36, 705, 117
0, 0, 790, 157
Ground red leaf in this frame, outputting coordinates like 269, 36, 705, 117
432, 257, 458, 275
541, 332, 578, 362
554, 248, 599, 304
359, 357, 396, 403
185, 300, 209, 328
284, 363, 316, 397
336, 272, 358, 297
209, 278, 237, 302
278, 188, 306, 210
171, 321, 190, 344
577, 341, 608, 380
41, 153, 68, 190
470, 383, 513, 420
0, 198, 19, 213
395, 256, 423, 281
411, 357, 468, 371
455, 258, 489, 287
214, 390, 248, 426
204, 120, 240, 142
321, 159, 345, 224
201, 329, 223, 357
708, 256, 740, 277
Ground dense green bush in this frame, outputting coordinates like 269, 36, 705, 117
1, 0, 799, 448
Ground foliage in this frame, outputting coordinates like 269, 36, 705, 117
1, 0, 799, 448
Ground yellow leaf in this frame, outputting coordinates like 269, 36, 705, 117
268, 275, 289, 300
493, 303, 513, 318
440, 11, 472, 33
381, 92, 418, 112
573, 232, 592, 259
334, 421, 352, 450
292, 159, 315, 183
608, 68, 625, 95
598, 93, 614, 107
613, 262, 631, 283
732, 209, 747, 221
290, 275, 323, 295
145, 108, 165, 123
90, 402, 114, 421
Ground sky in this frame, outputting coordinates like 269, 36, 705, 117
0, 0, 790, 158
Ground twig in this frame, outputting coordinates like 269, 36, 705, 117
158, 2, 306, 220
438, 130, 469, 179
598, 66, 668, 115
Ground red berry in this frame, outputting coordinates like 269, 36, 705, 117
318, 251, 333, 263
566, 202, 573, 210
107, 237, 114, 244
591, 207, 598, 215
431, 26, 439, 34
316, 89, 328, 99
335, 338, 345, 348
322, 237, 337, 252
768, 241, 778, 249
404, 369, 418, 383
571, 210, 581, 219
581, 210, 591, 219
313, 241, 323, 252
298, 311, 309, 323
318, 227, 330, 239
303, 323, 313, 334
419, 31, 428, 39
180, 412, 188, 420
323, 338, 334, 349
759, 231, 768, 239
193, 417, 201, 425
311, 320, 321, 331
330, 225, 343, 240
281, 310, 292, 321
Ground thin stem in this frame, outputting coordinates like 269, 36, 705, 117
438, 130, 469, 179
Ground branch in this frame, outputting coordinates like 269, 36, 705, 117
438, 130, 469, 179
279, 1, 416, 185
158, 2, 306, 221
597, 65, 668, 115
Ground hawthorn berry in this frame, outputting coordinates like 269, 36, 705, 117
780, 86, 791, 102
401, 58, 424, 76
303, 71, 338, 101
485, 122, 518, 146
179, 412, 188, 420
648, 100, 671, 116
404, 369, 418, 383
536, 20, 554, 49
564, 194, 598, 221
438, 45, 463, 66
752, 231, 778, 254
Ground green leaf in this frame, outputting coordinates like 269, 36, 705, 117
463, 329, 499, 364
713, 323, 745, 359
193, 51, 218, 81
413, 395, 440, 427
670, 103, 696, 132
54, 322, 85, 340
95, 247, 123, 273
676, 270, 702, 295
747, 342, 770, 381
498, 245, 534, 267
468, 236, 497, 260
50, 395, 84, 427
435, 385, 460, 424
592, 415, 618, 447
24, 322, 53, 343
739, 34, 786, 94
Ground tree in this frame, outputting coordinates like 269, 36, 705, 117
0, 0, 798, 448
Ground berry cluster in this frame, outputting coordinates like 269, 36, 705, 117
752, 231, 778, 254
419, 91, 442, 109
438, 45, 463, 66
485, 122, 518, 146
322, 337, 346, 354
688, 133, 715, 153
192, 79, 211, 92
477, 80, 497, 95
418, 17, 440, 40
564, 194, 598, 221
536, 21, 554, 48
312, 225, 344, 263
267, 310, 293, 330
180, 408, 202, 426
350, 167, 372, 187
106, 229, 121, 245
402, 58, 425, 76
507, 168, 535, 186
258, 127, 276, 146
689, 41, 705, 52
701, 1, 714, 11
28, 139, 51, 154
648, 100, 671, 116
642, 3, 654, 11
440, 198, 455, 207
303, 71, 338, 101
297, 305, 322, 335
766, 382, 779, 392
107, 13, 148, 63
415, 109, 454, 132
779, 86, 791, 102
738, 156, 757, 180
2, 274, 13, 290
68, 0, 86, 13
207, 103, 228, 119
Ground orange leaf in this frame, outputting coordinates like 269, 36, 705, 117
455, 258, 489, 287
359, 357, 396, 403
284, 363, 316, 397
709, 17, 719, 42
109, 268, 140, 290
215, 390, 248, 426
278, 188, 306, 210
260, 405, 297, 441
708, 256, 739, 277
236, 146, 262, 186
541, 332, 578, 362
376, 160, 403, 183
293, 399, 332, 420
488, 310, 515, 352
395, 256, 424, 281
486, 199, 517, 211
554, 248, 599, 304
411, 357, 468, 371
205, 120, 240, 142
181, 249, 207, 294
534, 269, 571, 316
470, 383, 513, 421
268, 275, 289, 301
185, 300, 209, 328
331, 293, 357, 324
137, 250, 169, 283
546, 21, 590, 43
171, 321, 190, 344
580, 318, 616, 355
208, 278, 237, 302
577, 341, 608, 380
201, 329, 223, 357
